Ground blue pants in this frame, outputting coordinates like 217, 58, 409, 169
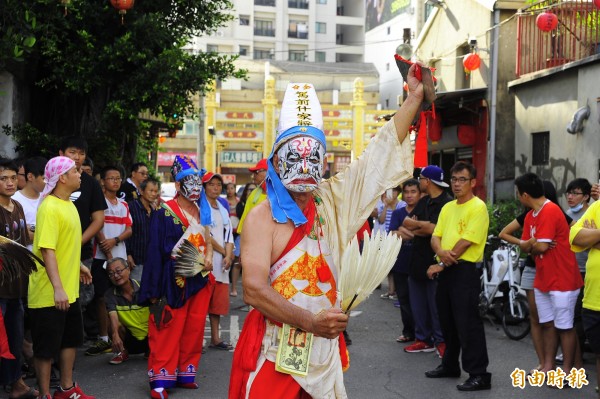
408, 276, 443, 345
0, 298, 24, 385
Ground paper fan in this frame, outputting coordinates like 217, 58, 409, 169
174, 239, 209, 278
339, 231, 402, 312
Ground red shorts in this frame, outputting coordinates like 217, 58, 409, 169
208, 282, 230, 315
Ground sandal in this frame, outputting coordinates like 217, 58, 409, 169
209, 341, 233, 350
526, 365, 541, 377
396, 335, 414, 343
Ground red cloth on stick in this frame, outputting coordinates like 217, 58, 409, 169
413, 111, 429, 167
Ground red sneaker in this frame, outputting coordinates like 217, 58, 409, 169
404, 340, 435, 353
109, 350, 129, 365
53, 382, 95, 399
436, 342, 446, 359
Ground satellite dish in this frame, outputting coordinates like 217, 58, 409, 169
395, 43, 413, 59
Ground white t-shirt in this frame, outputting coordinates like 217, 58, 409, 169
12, 191, 40, 250
209, 203, 234, 284
93, 198, 132, 260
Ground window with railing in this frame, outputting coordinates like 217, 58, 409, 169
239, 46, 249, 56
516, 0, 600, 77
254, 48, 273, 59
315, 51, 326, 62
289, 50, 306, 61
289, 0, 309, 9
239, 15, 250, 26
288, 22, 308, 39
254, 0, 275, 6
207, 44, 218, 53
316, 22, 326, 34
255, 20, 275, 37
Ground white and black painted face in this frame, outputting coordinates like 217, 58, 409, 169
179, 174, 203, 201
276, 136, 325, 193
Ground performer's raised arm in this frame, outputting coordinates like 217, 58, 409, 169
394, 63, 424, 143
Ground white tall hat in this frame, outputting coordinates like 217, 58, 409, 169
274, 83, 325, 149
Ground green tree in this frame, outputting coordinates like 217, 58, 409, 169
0, 0, 245, 168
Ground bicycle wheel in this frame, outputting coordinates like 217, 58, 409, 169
502, 294, 530, 340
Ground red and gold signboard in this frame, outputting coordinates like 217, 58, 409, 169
225, 112, 254, 119
222, 131, 257, 139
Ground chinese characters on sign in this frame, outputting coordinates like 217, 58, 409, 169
510, 367, 588, 389
220, 151, 262, 165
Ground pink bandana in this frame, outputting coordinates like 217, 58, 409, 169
41, 156, 76, 199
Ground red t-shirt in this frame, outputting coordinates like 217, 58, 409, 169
521, 201, 583, 292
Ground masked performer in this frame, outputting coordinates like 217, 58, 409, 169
139, 155, 214, 399
229, 65, 424, 398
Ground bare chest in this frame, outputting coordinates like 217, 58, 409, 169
270, 222, 295, 265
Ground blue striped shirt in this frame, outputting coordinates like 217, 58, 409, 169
126, 199, 154, 264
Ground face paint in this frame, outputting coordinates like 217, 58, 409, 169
179, 174, 202, 201
276, 136, 325, 192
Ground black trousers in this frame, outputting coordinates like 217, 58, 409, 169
393, 271, 414, 338
436, 261, 489, 376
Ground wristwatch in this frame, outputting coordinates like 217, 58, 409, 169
438, 261, 446, 269
114, 236, 121, 245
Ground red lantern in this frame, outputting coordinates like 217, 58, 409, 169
110, 0, 135, 24
595, 0, 600, 8
463, 53, 481, 73
428, 113, 442, 142
159, 136, 166, 144
457, 125, 476, 146
536, 11, 558, 32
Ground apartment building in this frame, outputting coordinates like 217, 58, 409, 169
188, 0, 365, 63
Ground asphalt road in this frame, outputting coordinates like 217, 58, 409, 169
54, 282, 596, 399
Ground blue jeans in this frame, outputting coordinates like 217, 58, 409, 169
408, 277, 443, 345
0, 298, 24, 385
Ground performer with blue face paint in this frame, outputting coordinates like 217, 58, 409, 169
230, 65, 426, 398
139, 155, 214, 399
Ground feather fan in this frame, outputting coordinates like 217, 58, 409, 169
339, 231, 402, 312
174, 239, 209, 278
0, 235, 43, 285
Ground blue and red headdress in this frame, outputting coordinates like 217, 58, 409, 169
170, 155, 211, 226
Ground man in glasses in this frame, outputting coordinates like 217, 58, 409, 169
85, 166, 132, 356
104, 257, 149, 365
118, 162, 149, 202
236, 158, 268, 235
425, 161, 491, 391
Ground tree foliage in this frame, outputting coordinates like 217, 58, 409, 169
0, 0, 245, 169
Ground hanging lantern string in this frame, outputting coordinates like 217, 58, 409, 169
417, 0, 573, 66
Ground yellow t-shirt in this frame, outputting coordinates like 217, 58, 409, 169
570, 200, 600, 311
433, 196, 489, 263
236, 186, 267, 234
29, 195, 82, 308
